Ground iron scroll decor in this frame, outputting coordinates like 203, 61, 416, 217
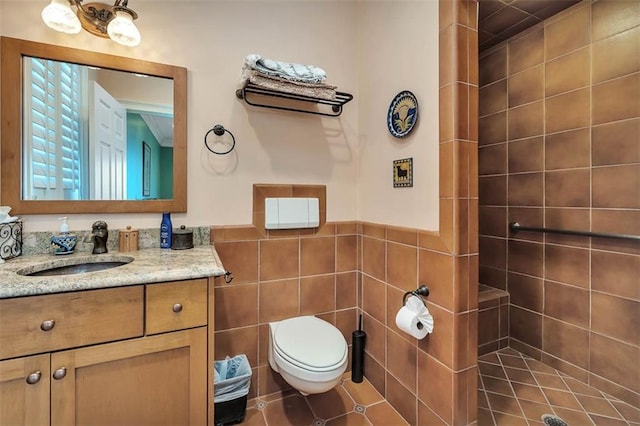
0, 221, 22, 260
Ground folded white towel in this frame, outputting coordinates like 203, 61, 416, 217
244, 54, 327, 83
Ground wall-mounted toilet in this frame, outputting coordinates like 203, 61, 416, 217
268, 315, 348, 395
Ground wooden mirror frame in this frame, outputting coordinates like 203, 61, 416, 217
0, 36, 187, 214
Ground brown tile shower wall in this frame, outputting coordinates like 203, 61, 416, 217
478, 0, 640, 407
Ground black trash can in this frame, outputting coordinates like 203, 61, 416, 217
214, 354, 252, 426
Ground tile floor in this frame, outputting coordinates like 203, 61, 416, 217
242, 375, 409, 426
237, 348, 640, 425
478, 348, 640, 425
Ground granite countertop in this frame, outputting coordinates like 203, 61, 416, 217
0, 245, 227, 299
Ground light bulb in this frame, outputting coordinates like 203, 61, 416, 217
107, 11, 141, 47
41, 0, 81, 34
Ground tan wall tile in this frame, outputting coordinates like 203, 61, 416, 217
363, 313, 386, 365
544, 4, 590, 60
480, 80, 507, 116
479, 206, 507, 238
362, 236, 386, 281
386, 329, 417, 392
509, 28, 544, 74
215, 284, 259, 330
214, 326, 259, 367
591, 251, 640, 301
508, 172, 544, 206
259, 238, 299, 281
593, 73, 640, 125
590, 333, 640, 394
544, 281, 589, 328
479, 175, 507, 206
545, 88, 590, 133
508, 240, 543, 277
300, 275, 335, 315
593, 27, 640, 84
543, 317, 589, 369
418, 303, 454, 368
544, 245, 590, 289
508, 137, 544, 173
362, 275, 386, 324
480, 45, 507, 86
336, 235, 358, 272
509, 65, 544, 107
385, 374, 417, 425
479, 111, 507, 145
591, 0, 640, 41
300, 236, 335, 276
259, 278, 299, 322
545, 47, 590, 96
336, 271, 358, 309
508, 272, 543, 312
510, 305, 542, 348
418, 351, 454, 424
592, 119, 640, 166
479, 143, 507, 176
387, 242, 418, 292
545, 169, 590, 208
479, 236, 507, 270
592, 164, 640, 209
418, 249, 455, 311
508, 100, 543, 140
545, 128, 590, 170
591, 292, 640, 346
214, 241, 258, 284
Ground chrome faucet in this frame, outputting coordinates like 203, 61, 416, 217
88, 220, 109, 254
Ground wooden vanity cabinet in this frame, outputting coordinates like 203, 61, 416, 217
0, 278, 212, 426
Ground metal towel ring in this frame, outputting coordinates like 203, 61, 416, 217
204, 124, 236, 155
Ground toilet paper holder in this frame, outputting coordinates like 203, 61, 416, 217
402, 285, 430, 306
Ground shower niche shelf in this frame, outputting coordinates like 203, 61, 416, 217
235, 83, 353, 117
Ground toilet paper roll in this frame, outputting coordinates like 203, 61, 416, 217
395, 295, 434, 339
395, 306, 429, 339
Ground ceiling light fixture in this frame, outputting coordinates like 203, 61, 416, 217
42, 0, 141, 47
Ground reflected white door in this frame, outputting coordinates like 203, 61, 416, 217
89, 82, 127, 200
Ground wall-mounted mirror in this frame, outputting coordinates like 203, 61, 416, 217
1, 37, 187, 214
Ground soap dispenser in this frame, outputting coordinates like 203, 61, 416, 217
51, 217, 77, 255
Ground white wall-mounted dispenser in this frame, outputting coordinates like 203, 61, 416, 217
265, 197, 320, 230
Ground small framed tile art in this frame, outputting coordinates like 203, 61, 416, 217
393, 158, 413, 188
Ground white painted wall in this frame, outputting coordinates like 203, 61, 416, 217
0, 0, 439, 233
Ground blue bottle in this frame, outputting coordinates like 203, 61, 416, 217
160, 212, 172, 249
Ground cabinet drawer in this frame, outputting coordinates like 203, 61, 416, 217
0, 286, 144, 360
146, 279, 207, 335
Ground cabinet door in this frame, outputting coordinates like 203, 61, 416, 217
51, 327, 207, 426
0, 354, 50, 426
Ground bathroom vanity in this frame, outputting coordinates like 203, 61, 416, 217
0, 246, 225, 425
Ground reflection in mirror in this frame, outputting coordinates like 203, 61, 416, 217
1, 36, 187, 214
22, 57, 174, 201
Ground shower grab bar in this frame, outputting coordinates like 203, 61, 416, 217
509, 222, 640, 242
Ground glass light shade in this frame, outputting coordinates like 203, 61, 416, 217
41, 0, 81, 34
107, 11, 141, 47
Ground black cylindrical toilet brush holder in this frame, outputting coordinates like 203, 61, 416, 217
351, 314, 366, 383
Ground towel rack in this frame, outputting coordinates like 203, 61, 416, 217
509, 222, 640, 242
235, 83, 353, 117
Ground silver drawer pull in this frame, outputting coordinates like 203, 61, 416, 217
172, 303, 183, 313
52, 367, 67, 380
26, 371, 42, 385
40, 319, 56, 331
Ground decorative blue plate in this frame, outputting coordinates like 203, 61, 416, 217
387, 90, 419, 138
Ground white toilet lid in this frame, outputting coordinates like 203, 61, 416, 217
274, 316, 347, 370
